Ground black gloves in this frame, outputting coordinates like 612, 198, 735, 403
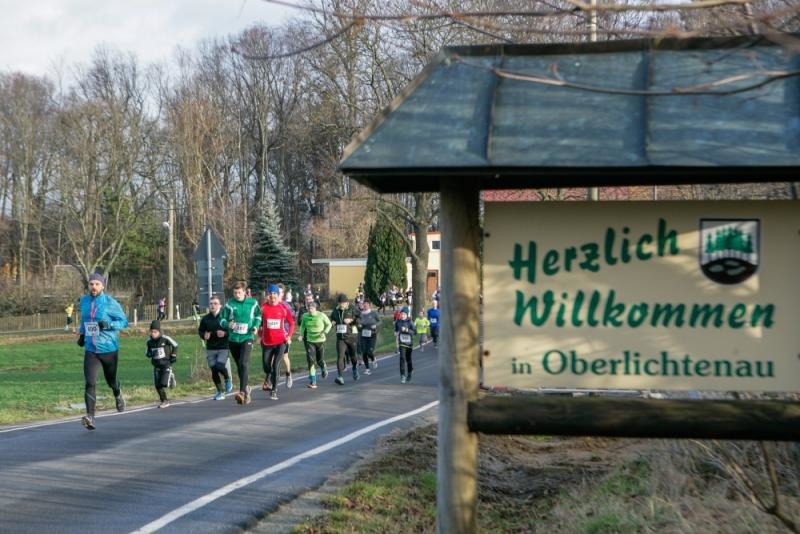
77, 334, 85, 347
169, 356, 177, 364
98, 320, 110, 330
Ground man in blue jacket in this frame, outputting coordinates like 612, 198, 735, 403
77, 273, 129, 430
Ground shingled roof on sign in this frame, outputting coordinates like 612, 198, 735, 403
338, 36, 800, 193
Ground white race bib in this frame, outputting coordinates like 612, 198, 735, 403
336, 324, 347, 334
266, 318, 281, 330
85, 322, 99, 336
361, 329, 372, 338
153, 347, 166, 359
399, 333, 412, 344
233, 323, 249, 334
430, 318, 437, 325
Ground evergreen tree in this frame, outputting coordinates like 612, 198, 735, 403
249, 196, 298, 294
364, 217, 407, 304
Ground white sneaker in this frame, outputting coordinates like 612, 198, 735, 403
364, 369, 372, 375
286, 374, 293, 389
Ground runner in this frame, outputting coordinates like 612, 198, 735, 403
427, 299, 440, 348
144, 320, 178, 409
258, 284, 295, 401
198, 295, 233, 400
330, 293, 360, 385
64, 302, 74, 332
357, 300, 380, 373
413, 310, 430, 352
76, 273, 128, 430
221, 281, 261, 405
394, 306, 416, 383
278, 283, 295, 389
157, 297, 166, 321
296, 299, 332, 388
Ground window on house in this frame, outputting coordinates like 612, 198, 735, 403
431, 240, 441, 250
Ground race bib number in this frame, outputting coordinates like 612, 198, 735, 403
85, 322, 99, 336
336, 324, 347, 334
361, 329, 372, 338
430, 318, 437, 325
153, 347, 166, 359
399, 333, 412, 344
266, 318, 281, 330
233, 323, 249, 334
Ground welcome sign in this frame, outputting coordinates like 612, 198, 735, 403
482, 201, 800, 392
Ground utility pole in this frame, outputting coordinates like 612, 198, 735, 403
588, 0, 599, 202
167, 197, 175, 321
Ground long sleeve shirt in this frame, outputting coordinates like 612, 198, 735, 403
259, 302, 295, 346
222, 297, 262, 343
395, 318, 416, 348
79, 292, 128, 353
298, 311, 332, 343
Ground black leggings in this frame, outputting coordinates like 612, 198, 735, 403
304, 341, 326, 373
229, 341, 252, 393
399, 346, 413, 376
336, 338, 357, 375
359, 334, 376, 367
261, 344, 284, 390
153, 365, 171, 401
84, 351, 121, 416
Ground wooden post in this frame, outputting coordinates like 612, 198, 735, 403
438, 180, 480, 533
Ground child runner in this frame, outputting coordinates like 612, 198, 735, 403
394, 307, 416, 383
413, 310, 430, 352
297, 299, 332, 388
145, 320, 178, 408
427, 300, 440, 348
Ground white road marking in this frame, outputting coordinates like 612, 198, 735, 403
130, 400, 439, 533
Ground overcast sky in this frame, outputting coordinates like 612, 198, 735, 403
0, 0, 297, 77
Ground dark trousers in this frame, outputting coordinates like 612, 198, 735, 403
83, 351, 120, 416
399, 346, 413, 377
359, 334, 377, 367
336, 337, 357, 375
153, 364, 171, 401
261, 344, 285, 390
304, 341, 326, 373
430, 327, 439, 344
229, 341, 252, 393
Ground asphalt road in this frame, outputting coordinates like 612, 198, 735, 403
0, 346, 440, 533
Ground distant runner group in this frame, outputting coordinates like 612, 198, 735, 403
76, 276, 441, 430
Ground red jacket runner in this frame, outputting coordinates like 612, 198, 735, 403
258, 302, 295, 345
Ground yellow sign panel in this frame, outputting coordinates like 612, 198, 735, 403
483, 201, 800, 392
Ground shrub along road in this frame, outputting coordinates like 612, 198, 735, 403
0, 347, 439, 533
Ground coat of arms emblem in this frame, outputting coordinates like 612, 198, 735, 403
699, 219, 759, 285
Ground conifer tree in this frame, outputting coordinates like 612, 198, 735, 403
249, 196, 298, 294
364, 217, 407, 304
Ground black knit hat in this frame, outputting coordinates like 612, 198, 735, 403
149, 320, 161, 331
337, 293, 348, 303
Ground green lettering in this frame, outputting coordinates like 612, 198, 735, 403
657, 218, 679, 256
604, 227, 618, 266
543, 249, 559, 276
751, 304, 775, 328
728, 303, 747, 328
636, 233, 653, 260
509, 242, 537, 284
514, 290, 553, 326
651, 303, 686, 327
579, 243, 600, 272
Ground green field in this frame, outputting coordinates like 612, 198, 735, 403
0, 317, 400, 425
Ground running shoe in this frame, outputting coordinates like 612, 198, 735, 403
81, 415, 95, 430
168, 369, 177, 388
372, 360, 378, 369
115, 393, 126, 412
234, 391, 245, 404
364, 369, 372, 375
406, 372, 412, 383
352, 368, 360, 381
307, 382, 318, 389
270, 390, 278, 400
335, 376, 345, 386
321, 365, 329, 379
224, 379, 234, 393
245, 385, 253, 404
213, 391, 225, 401
262, 379, 272, 391
286, 373, 293, 389
400, 375, 406, 384
158, 400, 171, 409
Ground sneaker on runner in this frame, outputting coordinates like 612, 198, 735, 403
81, 415, 95, 430
335, 376, 345, 386
286, 373, 293, 389
372, 360, 378, 369
307, 382, 318, 389
168, 370, 177, 388
262, 379, 271, 391
234, 391, 245, 404
158, 400, 171, 409
400, 375, 406, 384
244, 385, 253, 404
352, 367, 359, 381
115, 393, 126, 412
364, 368, 372, 375
225, 379, 234, 393
321, 365, 328, 379
270, 390, 278, 400
213, 391, 225, 401
406, 372, 412, 383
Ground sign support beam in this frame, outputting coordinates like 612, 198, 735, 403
438, 180, 480, 533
